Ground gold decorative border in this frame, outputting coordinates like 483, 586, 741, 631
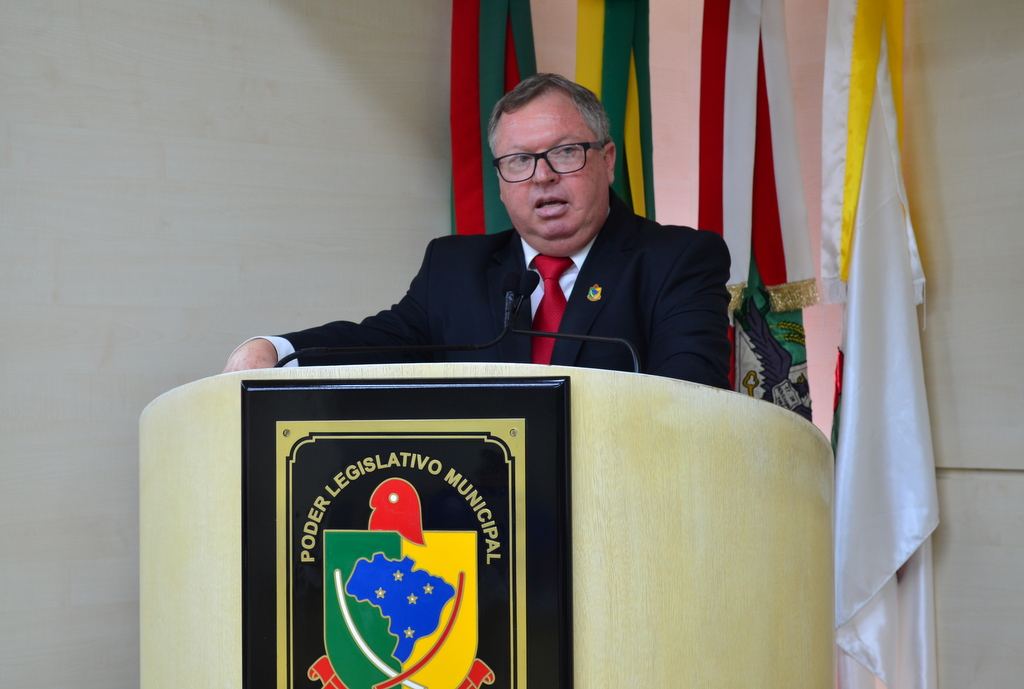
766, 278, 820, 313
726, 282, 746, 313
275, 419, 528, 689
728, 278, 820, 313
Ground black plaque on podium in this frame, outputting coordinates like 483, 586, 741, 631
241, 377, 571, 689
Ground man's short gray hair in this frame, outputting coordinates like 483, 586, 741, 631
487, 73, 611, 156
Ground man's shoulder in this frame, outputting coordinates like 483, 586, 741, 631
427, 228, 518, 255
604, 191, 727, 257
628, 214, 729, 260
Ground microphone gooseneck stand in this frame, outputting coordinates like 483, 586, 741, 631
274, 271, 640, 374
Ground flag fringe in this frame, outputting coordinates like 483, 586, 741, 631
766, 278, 820, 312
730, 278, 820, 313
727, 282, 746, 312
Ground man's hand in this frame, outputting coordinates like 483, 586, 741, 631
222, 338, 279, 373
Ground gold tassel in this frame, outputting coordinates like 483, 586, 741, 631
727, 282, 746, 313
766, 278, 820, 313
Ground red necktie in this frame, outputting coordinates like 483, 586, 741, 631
531, 255, 574, 364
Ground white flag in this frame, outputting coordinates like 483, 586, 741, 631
821, 0, 940, 687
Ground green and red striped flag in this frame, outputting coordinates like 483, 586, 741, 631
450, 0, 536, 235
698, 0, 818, 418
575, 0, 654, 218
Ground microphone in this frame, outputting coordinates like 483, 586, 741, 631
274, 272, 535, 367
508, 269, 641, 373
510, 272, 540, 327
501, 272, 522, 330
274, 269, 640, 373
509, 325, 641, 374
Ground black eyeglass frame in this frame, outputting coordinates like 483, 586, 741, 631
492, 141, 607, 183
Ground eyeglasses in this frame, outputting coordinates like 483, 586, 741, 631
492, 141, 606, 183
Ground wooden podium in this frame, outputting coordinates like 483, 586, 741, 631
140, 363, 833, 689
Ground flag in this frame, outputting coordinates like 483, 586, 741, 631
451, 0, 537, 235
575, 0, 654, 218
698, 0, 817, 412
821, 0, 939, 686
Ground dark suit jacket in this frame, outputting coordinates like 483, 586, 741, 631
283, 191, 732, 388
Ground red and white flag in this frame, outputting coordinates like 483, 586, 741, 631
699, 0, 818, 312
699, 0, 817, 411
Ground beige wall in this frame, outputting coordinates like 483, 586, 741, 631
0, 1, 451, 686
2, 0, 1022, 687
904, 0, 1024, 684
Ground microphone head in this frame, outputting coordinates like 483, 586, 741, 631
519, 271, 540, 297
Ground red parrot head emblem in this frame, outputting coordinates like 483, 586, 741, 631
367, 477, 425, 545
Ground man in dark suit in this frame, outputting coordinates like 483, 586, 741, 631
224, 73, 731, 388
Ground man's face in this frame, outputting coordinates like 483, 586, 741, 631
493, 92, 616, 257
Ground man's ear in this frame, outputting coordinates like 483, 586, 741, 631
602, 141, 616, 185
497, 171, 508, 206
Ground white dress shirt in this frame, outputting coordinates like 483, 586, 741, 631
520, 235, 595, 319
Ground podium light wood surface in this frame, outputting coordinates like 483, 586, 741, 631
140, 363, 833, 688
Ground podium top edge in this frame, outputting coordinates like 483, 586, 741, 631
141, 362, 828, 445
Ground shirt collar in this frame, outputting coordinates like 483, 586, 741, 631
520, 234, 597, 272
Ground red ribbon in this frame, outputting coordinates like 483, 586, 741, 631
458, 659, 496, 689
308, 655, 347, 689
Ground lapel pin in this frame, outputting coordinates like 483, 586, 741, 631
587, 284, 602, 301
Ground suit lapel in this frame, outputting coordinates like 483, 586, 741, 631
487, 233, 532, 364
551, 192, 637, 366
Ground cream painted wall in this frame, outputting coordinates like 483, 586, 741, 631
2, 0, 1022, 686
904, 0, 1024, 683
0, 1, 451, 686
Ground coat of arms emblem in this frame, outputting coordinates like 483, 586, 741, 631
308, 478, 494, 689
241, 381, 572, 689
